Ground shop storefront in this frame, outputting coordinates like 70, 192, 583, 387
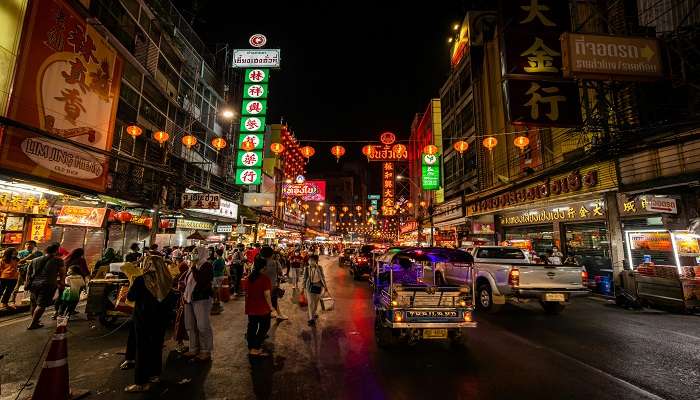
0, 179, 55, 250
465, 161, 620, 295
155, 218, 214, 248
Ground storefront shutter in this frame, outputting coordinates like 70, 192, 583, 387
106, 224, 125, 255
84, 229, 105, 271
61, 226, 86, 254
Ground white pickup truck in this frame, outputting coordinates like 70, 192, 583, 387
440, 246, 589, 314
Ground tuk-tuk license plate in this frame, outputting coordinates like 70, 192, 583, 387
544, 293, 566, 302
423, 329, 448, 339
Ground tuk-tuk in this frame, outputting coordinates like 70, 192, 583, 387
372, 247, 477, 347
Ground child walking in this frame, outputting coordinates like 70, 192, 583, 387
58, 266, 86, 318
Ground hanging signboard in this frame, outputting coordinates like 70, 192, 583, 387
240, 116, 266, 132
364, 145, 408, 161
242, 99, 267, 116
188, 199, 238, 220
243, 192, 275, 208
181, 193, 221, 210
235, 169, 262, 185
382, 162, 396, 215
421, 153, 441, 190
232, 49, 281, 68
30, 217, 50, 242
243, 83, 268, 99
1, 0, 123, 192
561, 33, 663, 81
236, 151, 263, 168
177, 219, 213, 231
217, 225, 233, 233
281, 180, 326, 201
503, 79, 581, 126
244, 68, 269, 83
56, 206, 107, 227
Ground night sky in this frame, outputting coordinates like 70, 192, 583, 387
177, 1, 468, 172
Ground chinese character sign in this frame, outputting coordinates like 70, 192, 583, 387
236, 151, 263, 168
382, 162, 395, 215
421, 153, 441, 190
242, 99, 267, 116
1, 0, 123, 192
243, 84, 268, 99
245, 68, 269, 83
235, 169, 261, 185
505, 79, 581, 126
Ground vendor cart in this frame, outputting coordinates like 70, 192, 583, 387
622, 230, 700, 312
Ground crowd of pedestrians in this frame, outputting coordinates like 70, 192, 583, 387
0, 239, 335, 393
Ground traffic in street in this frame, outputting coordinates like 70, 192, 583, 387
2, 255, 698, 400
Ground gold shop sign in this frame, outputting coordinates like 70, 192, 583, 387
500, 199, 606, 226
177, 219, 213, 231
466, 161, 617, 215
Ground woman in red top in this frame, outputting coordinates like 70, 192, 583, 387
245, 257, 274, 357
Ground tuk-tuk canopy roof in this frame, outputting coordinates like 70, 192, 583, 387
377, 247, 474, 265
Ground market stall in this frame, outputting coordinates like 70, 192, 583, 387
622, 229, 700, 311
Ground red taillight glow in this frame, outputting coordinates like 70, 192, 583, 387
508, 267, 520, 287
581, 270, 589, 287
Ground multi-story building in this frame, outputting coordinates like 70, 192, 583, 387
0, 0, 240, 263
450, 1, 699, 299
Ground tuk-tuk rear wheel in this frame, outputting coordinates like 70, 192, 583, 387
374, 317, 395, 348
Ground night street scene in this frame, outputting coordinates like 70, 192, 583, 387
0, 1, 699, 399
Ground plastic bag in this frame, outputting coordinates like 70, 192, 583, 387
298, 292, 308, 307
320, 296, 334, 311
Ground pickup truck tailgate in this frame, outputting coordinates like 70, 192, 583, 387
518, 265, 584, 289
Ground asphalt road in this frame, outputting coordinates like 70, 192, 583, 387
1, 255, 699, 400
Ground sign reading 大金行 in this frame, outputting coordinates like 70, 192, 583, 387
181, 193, 220, 210
561, 33, 663, 81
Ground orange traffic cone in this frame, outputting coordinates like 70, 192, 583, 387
32, 317, 69, 400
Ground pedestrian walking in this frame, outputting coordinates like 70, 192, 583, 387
211, 248, 226, 314
124, 255, 174, 393
0, 247, 19, 309
25, 243, 65, 330
302, 254, 329, 326
182, 246, 214, 362
230, 244, 245, 296
10, 240, 42, 305
245, 257, 274, 357
288, 249, 303, 290
260, 246, 288, 320
57, 266, 85, 318
172, 257, 189, 353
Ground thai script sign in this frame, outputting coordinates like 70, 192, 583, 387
561, 33, 663, 80
365, 145, 408, 161
181, 193, 221, 210
232, 49, 281, 68
1, 0, 122, 192
282, 180, 326, 201
466, 162, 618, 215
56, 206, 107, 227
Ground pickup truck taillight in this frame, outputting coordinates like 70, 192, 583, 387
508, 267, 520, 287
581, 270, 589, 287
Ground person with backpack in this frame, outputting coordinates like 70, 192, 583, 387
25, 243, 65, 330
301, 254, 329, 326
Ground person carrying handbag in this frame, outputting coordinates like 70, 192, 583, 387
301, 254, 329, 326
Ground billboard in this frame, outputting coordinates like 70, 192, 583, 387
282, 180, 326, 201
561, 33, 662, 81
55, 206, 107, 227
181, 193, 220, 209
1, 0, 122, 192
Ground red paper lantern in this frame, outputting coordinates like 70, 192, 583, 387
513, 135, 530, 151
182, 134, 198, 149
300, 146, 315, 158
482, 136, 498, 151
211, 137, 227, 150
116, 211, 133, 224
153, 131, 169, 145
453, 140, 469, 154
330, 145, 346, 161
362, 145, 373, 157
159, 219, 170, 229
126, 124, 142, 138
423, 144, 439, 155
270, 142, 285, 155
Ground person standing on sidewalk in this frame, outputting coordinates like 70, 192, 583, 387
211, 248, 226, 314
25, 244, 65, 330
57, 266, 85, 318
0, 247, 19, 309
230, 244, 245, 296
124, 255, 174, 393
183, 246, 214, 362
302, 254, 328, 326
245, 257, 274, 357
260, 246, 287, 320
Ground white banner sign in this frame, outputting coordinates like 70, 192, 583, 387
217, 225, 233, 233
181, 193, 220, 209
232, 49, 281, 68
644, 197, 677, 214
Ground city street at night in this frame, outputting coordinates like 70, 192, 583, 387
2, 256, 699, 400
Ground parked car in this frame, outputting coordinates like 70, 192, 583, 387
340, 248, 356, 266
350, 244, 376, 280
443, 246, 589, 314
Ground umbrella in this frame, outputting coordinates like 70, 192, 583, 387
186, 230, 206, 241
